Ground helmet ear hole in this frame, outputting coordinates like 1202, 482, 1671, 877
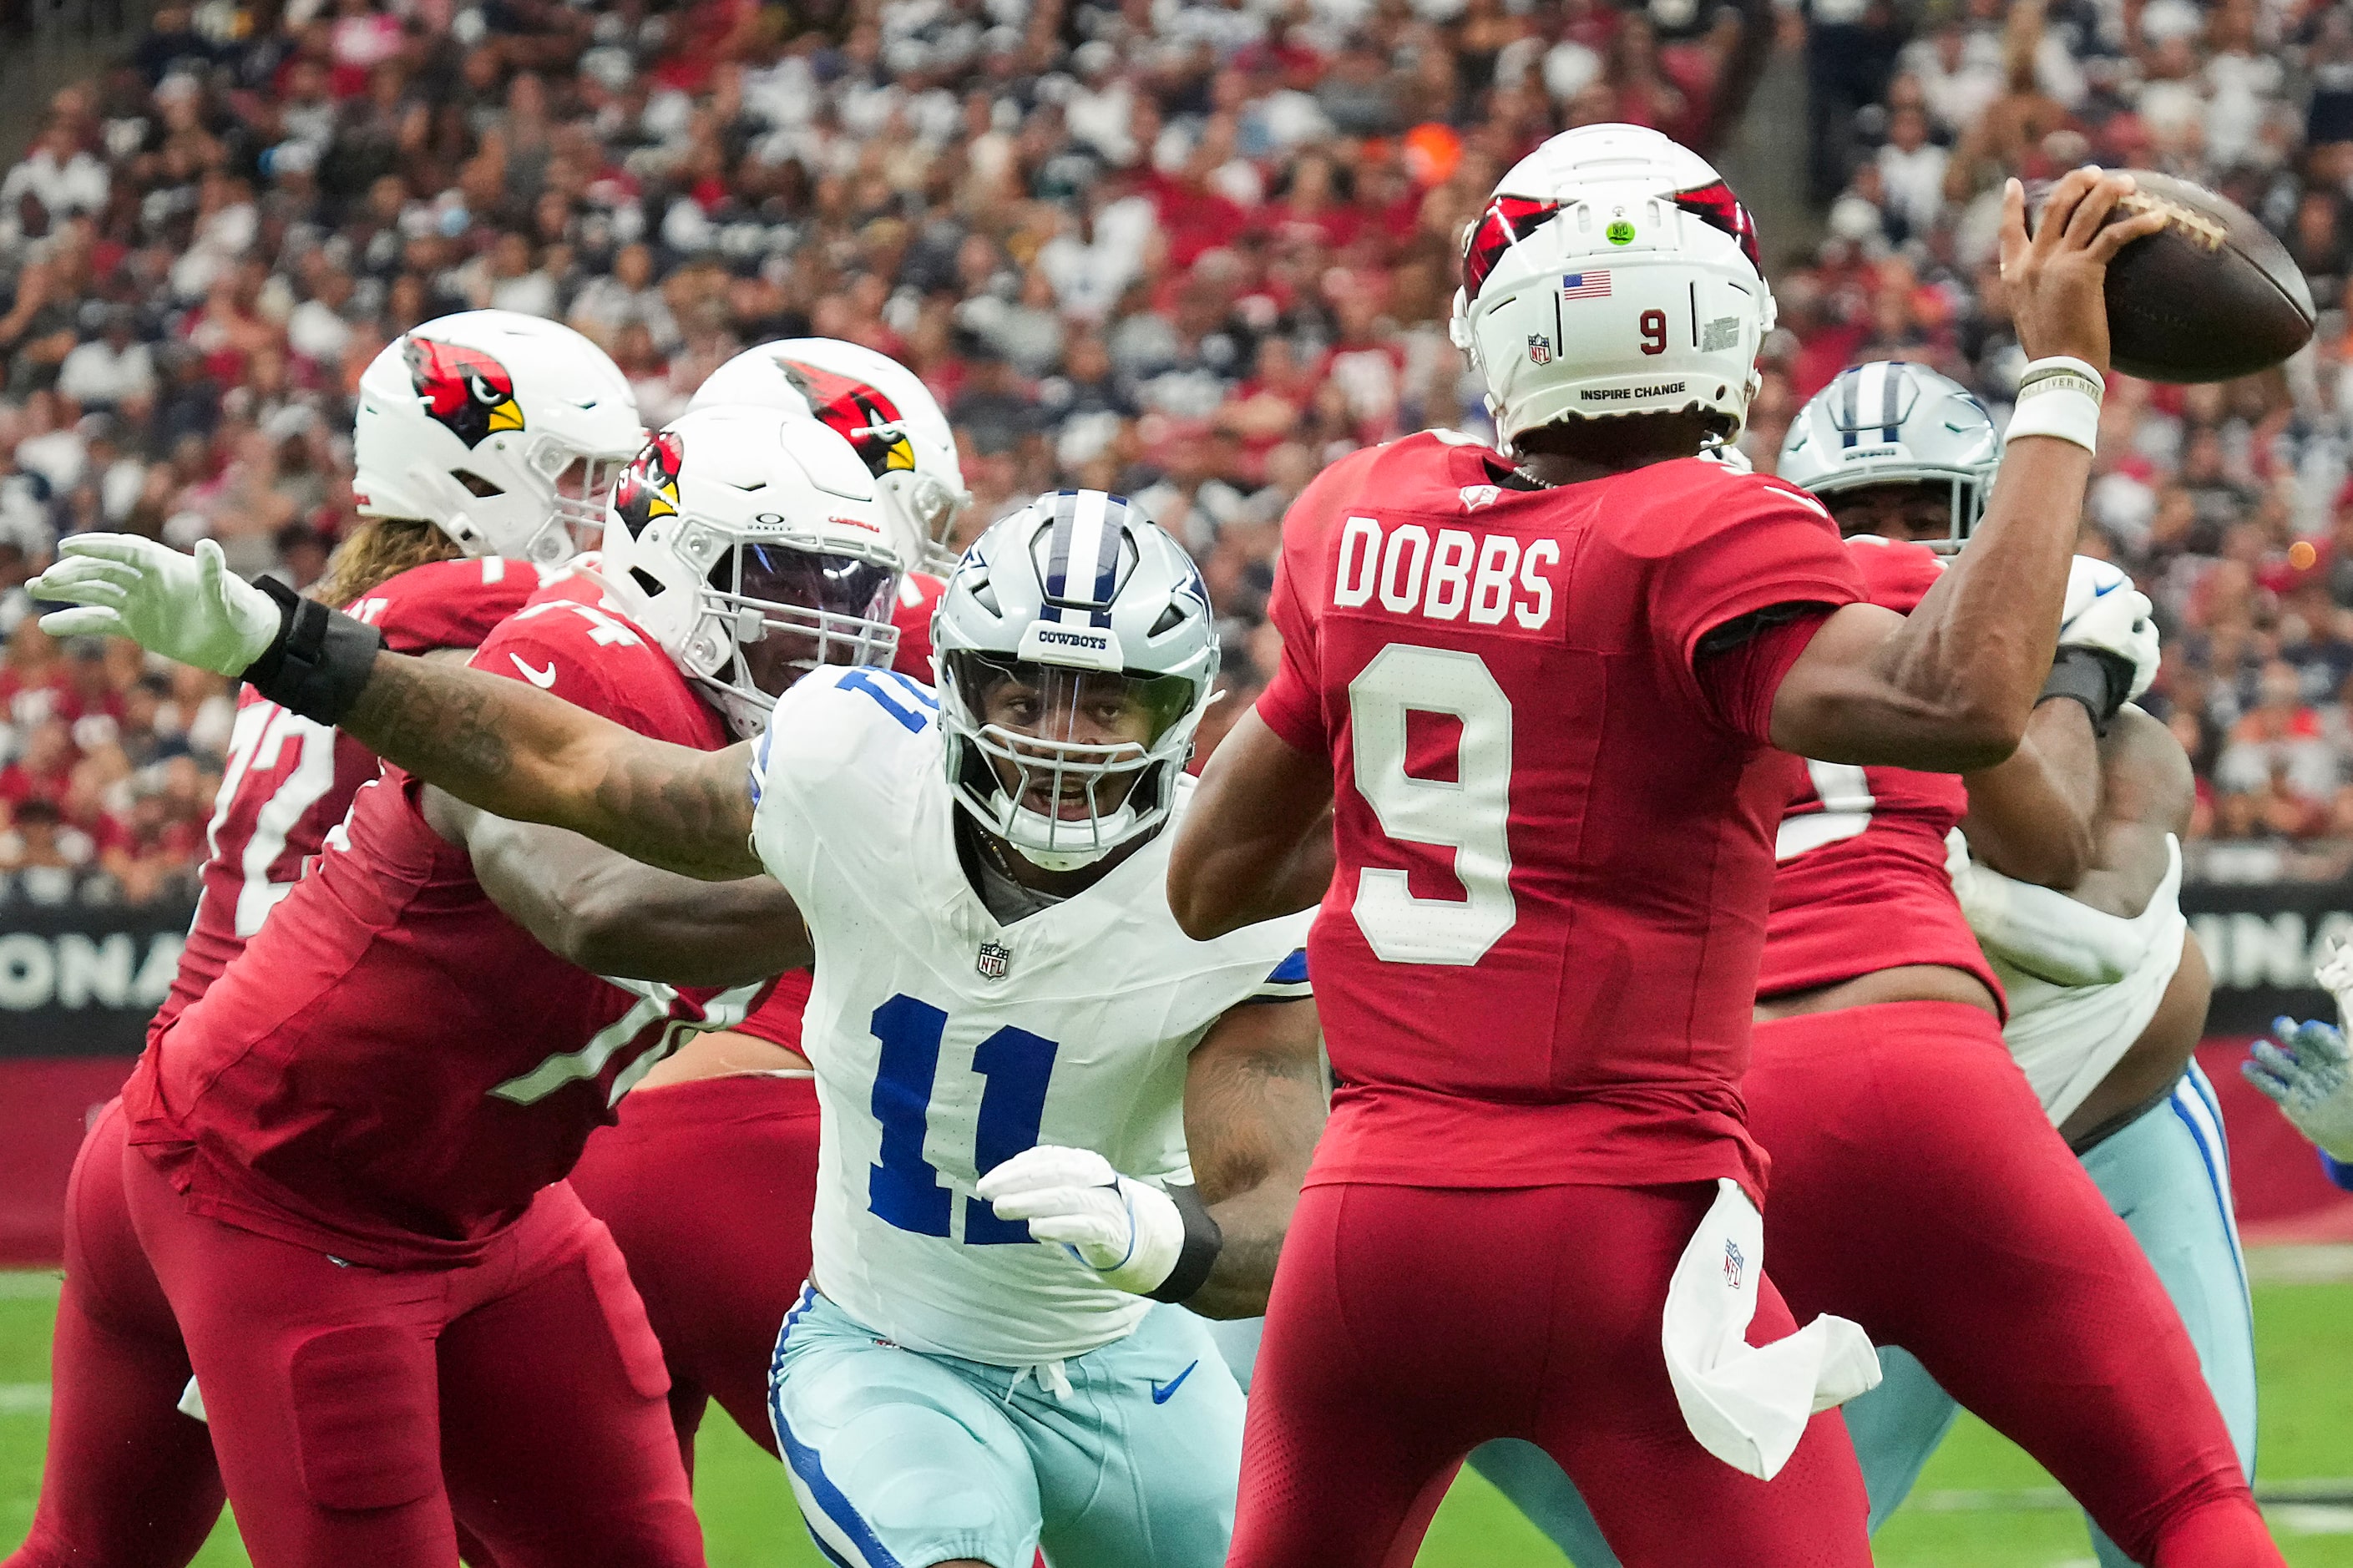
453, 469, 504, 498
630, 566, 665, 597
1149, 600, 1185, 636
969, 577, 1000, 616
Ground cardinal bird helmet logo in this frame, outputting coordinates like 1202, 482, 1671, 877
612, 430, 685, 538
778, 359, 917, 479
403, 336, 523, 448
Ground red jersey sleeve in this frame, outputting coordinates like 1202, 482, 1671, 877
891, 572, 944, 683
1652, 474, 1863, 665
1256, 552, 1323, 753
1693, 608, 1836, 748
1254, 445, 1388, 753
352, 557, 548, 656
468, 594, 678, 738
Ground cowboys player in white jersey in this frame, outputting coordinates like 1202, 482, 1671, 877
1469, 362, 2251, 1568
29, 488, 1323, 1568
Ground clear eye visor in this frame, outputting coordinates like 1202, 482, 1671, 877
703, 541, 900, 706
941, 649, 1197, 837
525, 434, 635, 563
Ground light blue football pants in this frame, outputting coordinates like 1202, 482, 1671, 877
1468, 1064, 2257, 1566
768, 1287, 1244, 1568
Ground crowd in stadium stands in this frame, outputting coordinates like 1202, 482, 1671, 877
0, 0, 2349, 906
1789, 0, 2353, 880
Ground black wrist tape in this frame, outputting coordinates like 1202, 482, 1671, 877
2037, 645, 2132, 734
240, 576, 385, 726
1146, 1183, 1224, 1304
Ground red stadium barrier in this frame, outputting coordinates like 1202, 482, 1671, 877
0, 1044, 2343, 1267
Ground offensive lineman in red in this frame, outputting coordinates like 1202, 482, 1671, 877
564, 339, 962, 1476
7, 311, 641, 1568
1162, 129, 2214, 1564
20, 406, 903, 1565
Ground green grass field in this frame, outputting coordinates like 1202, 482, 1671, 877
3, 1266, 2347, 1565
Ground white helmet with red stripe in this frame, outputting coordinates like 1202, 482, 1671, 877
598, 405, 905, 739
687, 338, 970, 575
353, 311, 643, 566
1450, 124, 1773, 453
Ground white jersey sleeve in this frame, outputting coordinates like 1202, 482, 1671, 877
749, 667, 1314, 1366
1980, 836, 2189, 1126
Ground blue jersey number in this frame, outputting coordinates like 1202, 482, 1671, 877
867, 994, 1059, 1244
839, 667, 938, 733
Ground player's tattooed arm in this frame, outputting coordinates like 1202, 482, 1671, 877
423, 787, 810, 985
342, 653, 764, 880
1180, 995, 1327, 1319
1959, 695, 2101, 888
1169, 709, 1335, 941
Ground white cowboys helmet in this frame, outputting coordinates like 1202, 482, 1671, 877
933, 490, 1217, 871
1450, 123, 1772, 452
1779, 361, 2001, 543
353, 311, 643, 567
687, 338, 971, 575
599, 405, 904, 740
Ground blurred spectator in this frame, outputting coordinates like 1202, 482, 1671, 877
18, 0, 2331, 895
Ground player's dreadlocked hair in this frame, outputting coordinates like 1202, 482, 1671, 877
310, 514, 465, 609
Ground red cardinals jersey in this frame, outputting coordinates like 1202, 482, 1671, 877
1255, 433, 1864, 1196
1757, 538, 2003, 1009
891, 569, 944, 681
124, 581, 759, 1267
154, 557, 553, 1037
734, 571, 944, 1055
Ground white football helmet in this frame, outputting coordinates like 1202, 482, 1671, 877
687, 338, 971, 574
598, 405, 904, 739
1450, 124, 1773, 451
932, 490, 1217, 871
353, 311, 643, 568
1779, 361, 2000, 543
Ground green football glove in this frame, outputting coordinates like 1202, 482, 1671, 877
30, 534, 279, 677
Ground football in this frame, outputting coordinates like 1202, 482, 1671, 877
2027, 169, 2315, 383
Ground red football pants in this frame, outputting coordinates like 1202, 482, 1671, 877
1747, 1000, 2276, 1568
117, 1136, 702, 1568
1228, 1180, 1875, 1568
7, 1100, 225, 1568
565, 1072, 820, 1471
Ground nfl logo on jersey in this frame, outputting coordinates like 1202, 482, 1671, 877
975, 941, 1012, 980
1527, 335, 1552, 365
1722, 1238, 1745, 1292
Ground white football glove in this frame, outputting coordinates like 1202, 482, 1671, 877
28, 534, 279, 677
2057, 556, 2160, 701
2059, 554, 2130, 625
974, 1145, 1185, 1297
2244, 1015, 2353, 1162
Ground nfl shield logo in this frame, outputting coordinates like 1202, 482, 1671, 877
1527, 335, 1552, 365
975, 942, 1012, 980
1722, 1238, 1746, 1292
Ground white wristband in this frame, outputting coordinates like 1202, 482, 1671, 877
2016, 354, 2107, 398
2006, 384, 2102, 453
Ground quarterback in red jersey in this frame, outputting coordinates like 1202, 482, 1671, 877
20, 406, 900, 1568
8, 311, 641, 1568
1472, 425, 2273, 1564
1163, 129, 2181, 1565
569, 338, 963, 1474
